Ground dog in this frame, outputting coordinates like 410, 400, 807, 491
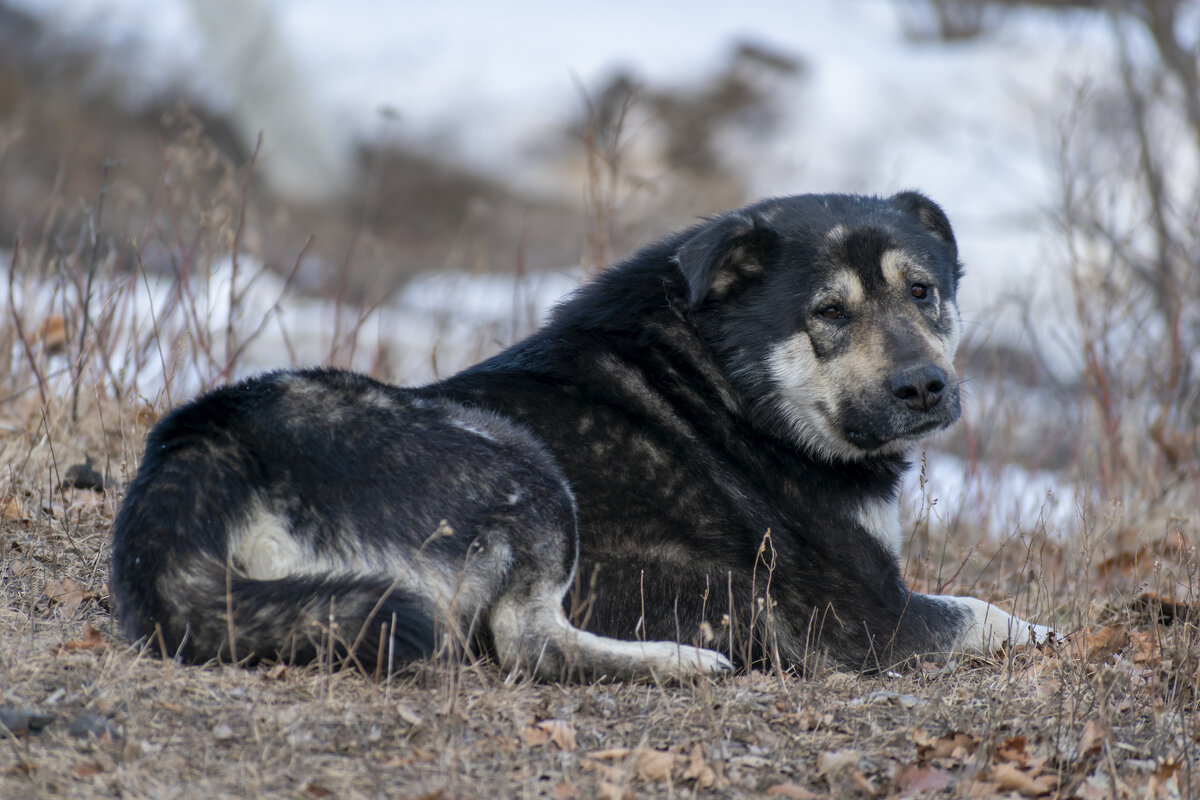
111, 191, 1053, 679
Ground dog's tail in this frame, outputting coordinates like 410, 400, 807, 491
110, 472, 437, 674
115, 555, 438, 673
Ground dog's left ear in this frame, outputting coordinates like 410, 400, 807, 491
675, 212, 769, 307
890, 191, 957, 262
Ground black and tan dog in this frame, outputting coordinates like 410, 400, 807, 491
111, 191, 1052, 680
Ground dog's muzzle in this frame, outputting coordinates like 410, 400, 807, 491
840, 363, 960, 451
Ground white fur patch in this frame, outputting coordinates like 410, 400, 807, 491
937, 596, 1055, 653
856, 495, 901, 556
766, 336, 866, 462
229, 501, 502, 616
234, 504, 309, 579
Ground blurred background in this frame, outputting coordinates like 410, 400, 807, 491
1, 0, 1198, 565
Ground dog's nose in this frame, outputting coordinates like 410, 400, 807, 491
891, 364, 946, 411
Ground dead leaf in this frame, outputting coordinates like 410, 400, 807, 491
42, 578, 96, 614
896, 763, 952, 793
299, 782, 333, 798
913, 729, 978, 762
522, 719, 576, 752
597, 781, 632, 800
766, 782, 819, 799
680, 743, 718, 789
817, 749, 862, 777
74, 761, 105, 779
851, 770, 880, 795
1076, 718, 1107, 759
550, 781, 576, 800
1085, 625, 1129, 663
265, 662, 288, 681
54, 623, 106, 654
990, 763, 1057, 797
993, 735, 1030, 766
1, 496, 24, 521
634, 749, 677, 782
586, 748, 684, 784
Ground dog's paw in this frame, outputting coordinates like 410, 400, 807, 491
683, 645, 735, 675
635, 641, 733, 677
940, 596, 1056, 653
1027, 622, 1061, 646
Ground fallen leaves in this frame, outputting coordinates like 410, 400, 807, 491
53, 622, 106, 654
1076, 717, 1108, 760
911, 728, 979, 762
522, 719, 576, 751
41, 577, 98, 615
584, 743, 725, 790
1, 495, 25, 521
988, 762, 1057, 796
895, 763, 952, 794
1085, 624, 1130, 663
765, 781, 819, 799
815, 748, 862, 777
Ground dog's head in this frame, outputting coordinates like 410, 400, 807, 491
675, 191, 963, 462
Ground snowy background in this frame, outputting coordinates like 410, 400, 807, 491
8, 0, 1124, 339
3, 0, 1165, 532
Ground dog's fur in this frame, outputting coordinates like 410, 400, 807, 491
111, 191, 1052, 680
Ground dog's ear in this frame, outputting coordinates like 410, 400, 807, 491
890, 191, 957, 257
674, 212, 769, 307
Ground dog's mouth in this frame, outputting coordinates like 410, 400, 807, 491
843, 416, 955, 452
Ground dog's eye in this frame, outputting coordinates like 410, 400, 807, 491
911, 283, 929, 300
817, 305, 843, 320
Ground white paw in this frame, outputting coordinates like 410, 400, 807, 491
939, 596, 1056, 653
684, 645, 735, 675
635, 641, 733, 676
1028, 622, 1061, 646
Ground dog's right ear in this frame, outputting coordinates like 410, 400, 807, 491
674, 212, 768, 307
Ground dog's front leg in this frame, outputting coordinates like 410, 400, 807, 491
936, 595, 1057, 654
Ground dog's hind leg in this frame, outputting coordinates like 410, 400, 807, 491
487, 586, 732, 681
474, 468, 732, 681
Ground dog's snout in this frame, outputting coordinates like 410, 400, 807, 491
891, 364, 947, 411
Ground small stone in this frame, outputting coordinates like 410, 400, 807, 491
0, 707, 55, 736
68, 713, 121, 740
